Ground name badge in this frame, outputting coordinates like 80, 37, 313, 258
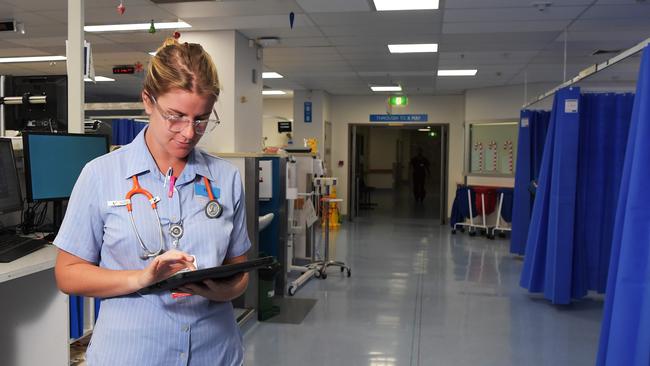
195, 183, 220, 199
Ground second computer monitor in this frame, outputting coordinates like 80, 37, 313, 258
22, 132, 109, 201
0, 138, 23, 215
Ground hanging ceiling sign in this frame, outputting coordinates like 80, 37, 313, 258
370, 114, 428, 122
112, 65, 135, 74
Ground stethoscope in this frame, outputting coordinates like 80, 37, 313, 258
125, 175, 223, 259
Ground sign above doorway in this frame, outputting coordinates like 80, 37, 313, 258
369, 114, 428, 122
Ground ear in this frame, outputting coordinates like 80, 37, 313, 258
142, 91, 154, 115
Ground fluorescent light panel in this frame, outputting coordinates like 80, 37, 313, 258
374, 0, 439, 11
85, 21, 191, 32
438, 69, 478, 76
85, 76, 115, 82
371, 85, 402, 92
262, 90, 286, 95
263, 72, 284, 79
0, 55, 66, 63
418, 128, 430, 132
388, 44, 438, 53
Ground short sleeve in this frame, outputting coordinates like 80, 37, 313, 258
53, 163, 103, 263
226, 170, 251, 259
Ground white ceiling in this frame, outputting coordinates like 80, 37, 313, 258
0, 0, 647, 101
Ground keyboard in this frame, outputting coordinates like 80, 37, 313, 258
0, 234, 48, 263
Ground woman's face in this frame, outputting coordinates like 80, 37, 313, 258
142, 89, 216, 160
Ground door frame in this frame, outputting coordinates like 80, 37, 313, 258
347, 123, 450, 224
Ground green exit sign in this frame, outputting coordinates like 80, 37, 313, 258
388, 95, 408, 106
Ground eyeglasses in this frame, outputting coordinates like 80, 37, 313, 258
148, 94, 220, 135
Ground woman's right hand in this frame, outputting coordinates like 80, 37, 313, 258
134, 250, 196, 289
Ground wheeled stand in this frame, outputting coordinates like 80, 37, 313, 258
488, 192, 511, 240
452, 188, 490, 237
315, 197, 351, 280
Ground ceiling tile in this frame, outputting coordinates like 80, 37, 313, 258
295, 0, 371, 13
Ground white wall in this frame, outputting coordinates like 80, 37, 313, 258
263, 98, 293, 147
329, 95, 466, 216
233, 31, 263, 152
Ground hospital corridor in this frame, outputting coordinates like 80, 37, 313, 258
243, 188, 602, 366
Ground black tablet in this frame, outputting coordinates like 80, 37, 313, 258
137, 256, 274, 295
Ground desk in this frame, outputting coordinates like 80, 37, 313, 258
0, 245, 69, 366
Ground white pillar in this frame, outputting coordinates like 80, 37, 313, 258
292, 90, 328, 151
182, 31, 263, 153
67, 0, 84, 134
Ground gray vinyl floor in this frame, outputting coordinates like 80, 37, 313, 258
243, 188, 603, 366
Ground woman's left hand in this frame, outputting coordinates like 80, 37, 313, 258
178, 273, 247, 302
176, 254, 250, 302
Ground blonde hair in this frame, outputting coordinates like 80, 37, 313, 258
143, 38, 220, 99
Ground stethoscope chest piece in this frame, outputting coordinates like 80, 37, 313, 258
205, 200, 222, 219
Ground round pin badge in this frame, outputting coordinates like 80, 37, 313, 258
205, 200, 222, 219
169, 223, 184, 239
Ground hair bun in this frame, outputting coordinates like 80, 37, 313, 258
162, 37, 179, 48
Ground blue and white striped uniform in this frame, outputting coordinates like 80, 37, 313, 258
54, 127, 251, 366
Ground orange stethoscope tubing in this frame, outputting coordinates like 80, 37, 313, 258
126, 175, 166, 259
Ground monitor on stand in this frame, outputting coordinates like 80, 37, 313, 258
22, 132, 109, 234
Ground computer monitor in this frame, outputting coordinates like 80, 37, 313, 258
22, 132, 109, 201
0, 138, 22, 215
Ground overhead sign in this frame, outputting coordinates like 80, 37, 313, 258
112, 65, 135, 74
304, 101, 312, 123
370, 114, 428, 122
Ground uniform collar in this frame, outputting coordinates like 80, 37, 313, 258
123, 127, 215, 184
123, 127, 159, 180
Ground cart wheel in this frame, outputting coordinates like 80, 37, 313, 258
314, 271, 321, 279
499, 233, 507, 238
487, 234, 495, 240
288, 286, 296, 296
451, 229, 457, 235
460, 227, 466, 233
469, 231, 477, 237
340, 267, 345, 273
346, 268, 351, 278
321, 272, 328, 280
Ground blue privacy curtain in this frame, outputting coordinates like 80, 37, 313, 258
112, 118, 147, 145
520, 87, 634, 304
510, 110, 551, 255
597, 45, 650, 366
572, 93, 633, 297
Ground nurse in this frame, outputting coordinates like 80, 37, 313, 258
54, 38, 251, 365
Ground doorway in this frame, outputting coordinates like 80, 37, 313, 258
348, 124, 449, 224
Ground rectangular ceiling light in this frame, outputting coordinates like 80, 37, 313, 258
263, 72, 284, 79
371, 85, 402, 92
374, 0, 439, 11
85, 21, 191, 32
0, 55, 66, 63
85, 76, 115, 82
418, 128, 430, 132
262, 90, 286, 95
438, 69, 478, 76
388, 44, 438, 53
